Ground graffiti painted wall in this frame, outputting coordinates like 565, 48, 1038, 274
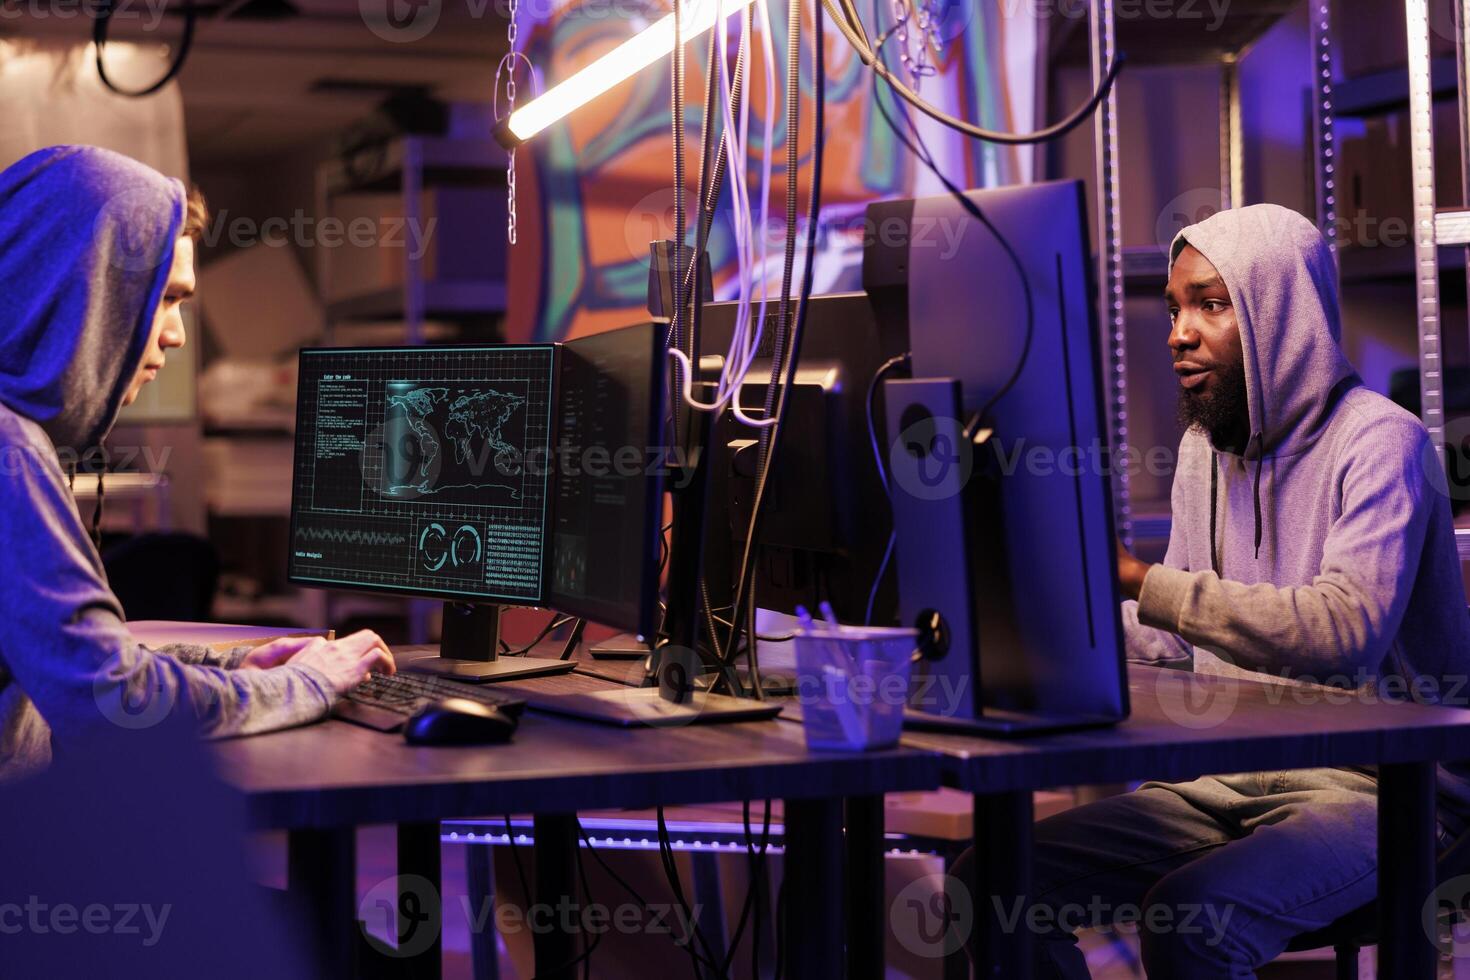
503, 0, 1038, 342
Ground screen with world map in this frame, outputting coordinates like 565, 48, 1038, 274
288, 345, 556, 604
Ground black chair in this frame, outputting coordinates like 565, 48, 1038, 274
102, 531, 221, 621
1284, 814, 1470, 978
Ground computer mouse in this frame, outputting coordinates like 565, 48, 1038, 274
403, 698, 519, 746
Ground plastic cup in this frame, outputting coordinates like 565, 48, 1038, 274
792, 623, 918, 751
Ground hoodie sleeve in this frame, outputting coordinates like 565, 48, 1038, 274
150, 643, 252, 670
1120, 437, 1196, 666
0, 431, 336, 747
1136, 416, 1432, 678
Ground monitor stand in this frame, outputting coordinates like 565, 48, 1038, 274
403, 602, 577, 683
588, 632, 652, 660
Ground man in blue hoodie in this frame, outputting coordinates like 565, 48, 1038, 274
1013, 204, 1470, 977
0, 146, 397, 782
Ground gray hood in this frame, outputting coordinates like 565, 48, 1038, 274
0, 145, 185, 451
1169, 204, 1360, 560
1169, 203, 1359, 460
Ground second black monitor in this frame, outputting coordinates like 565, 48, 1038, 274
548, 321, 667, 637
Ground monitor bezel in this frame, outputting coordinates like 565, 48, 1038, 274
286, 342, 561, 608
544, 321, 668, 639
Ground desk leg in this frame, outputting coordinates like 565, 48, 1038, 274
785, 797, 845, 980
533, 813, 580, 980
972, 791, 1034, 980
287, 827, 358, 980
845, 795, 885, 980
690, 850, 729, 976
1378, 762, 1437, 979
466, 844, 500, 980
397, 821, 444, 980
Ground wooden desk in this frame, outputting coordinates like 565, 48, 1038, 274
212, 665, 941, 980
904, 664, 1470, 980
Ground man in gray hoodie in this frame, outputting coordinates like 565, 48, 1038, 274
1019, 204, 1470, 977
0, 146, 396, 782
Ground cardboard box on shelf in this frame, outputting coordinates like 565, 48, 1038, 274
1333, 0, 1456, 80
202, 437, 295, 518
324, 188, 508, 304
199, 244, 322, 360
1336, 100, 1463, 250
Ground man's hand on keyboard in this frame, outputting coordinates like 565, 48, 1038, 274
258, 630, 396, 696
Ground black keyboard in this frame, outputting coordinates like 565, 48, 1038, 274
334, 672, 528, 733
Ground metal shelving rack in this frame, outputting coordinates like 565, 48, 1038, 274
315, 135, 509, 346
1089, 0, 1130, 542
311, 135, 511, 641
1085, 1, 1470, 567
1077, 0, 1311, 544
1405, 0, 1470, 561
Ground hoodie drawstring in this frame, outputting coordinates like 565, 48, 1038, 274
64, 454, 105, 554
1250, 432, 1264, 561
1209, 435, 1265, 571
1208, 453, 1220, 576
90, 467, 104, 552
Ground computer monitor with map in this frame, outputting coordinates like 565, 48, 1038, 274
289, 326, 670, 681
288, 343, 576, 680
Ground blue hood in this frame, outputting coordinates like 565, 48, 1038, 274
0, 145, 185, 450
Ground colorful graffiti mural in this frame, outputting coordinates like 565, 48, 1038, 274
503, 0, 1037, 342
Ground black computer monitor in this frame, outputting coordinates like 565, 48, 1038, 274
697, 293, 910, 626
289, 328, 669, 679
288, 343, 575, 680
864, 178, 1130, 734
547, 322, 667, 639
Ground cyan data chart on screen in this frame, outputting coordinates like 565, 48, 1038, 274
289, 347, 554, 603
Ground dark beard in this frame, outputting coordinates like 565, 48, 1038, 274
1177, 358, 1249, 451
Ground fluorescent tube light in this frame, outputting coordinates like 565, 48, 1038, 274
499, 0, 757, 146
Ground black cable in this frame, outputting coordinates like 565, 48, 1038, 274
575, 821, 728, 974
573, 833, 601, 980
824, 0, 1124, 146
94, 1, 198, 98
720, 0, 824, 674
670, 0, 689, 447
718, 875, 758, 977
576, 822, 652, 907
646, 7, 750, 689
744, 799, 772, 979
501, 612, 573, 656
503, 816, 532, 907
864, 352, 910, 624
689, 22, 751, 681
710, 801, 764, 977
866, 353, 910, 492
756, 0, 807, 474
679, 7, 749, 310
744, 587, 765, 700
865, 534, 896, 626
655, 806, 722, 976
867, 4, 1034, 426
772, 875, 788, 980
710, 0, 808, 693
745, 801, 761, 980
710, 615, 795, 644
520, 838, 603, 980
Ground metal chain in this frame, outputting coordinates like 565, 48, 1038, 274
505, 0, 519, 244
890, 0, 938, 81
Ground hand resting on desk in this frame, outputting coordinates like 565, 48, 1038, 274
240, 629, 397, 695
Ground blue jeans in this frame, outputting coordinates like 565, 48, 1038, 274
968, 768, 1390, 979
